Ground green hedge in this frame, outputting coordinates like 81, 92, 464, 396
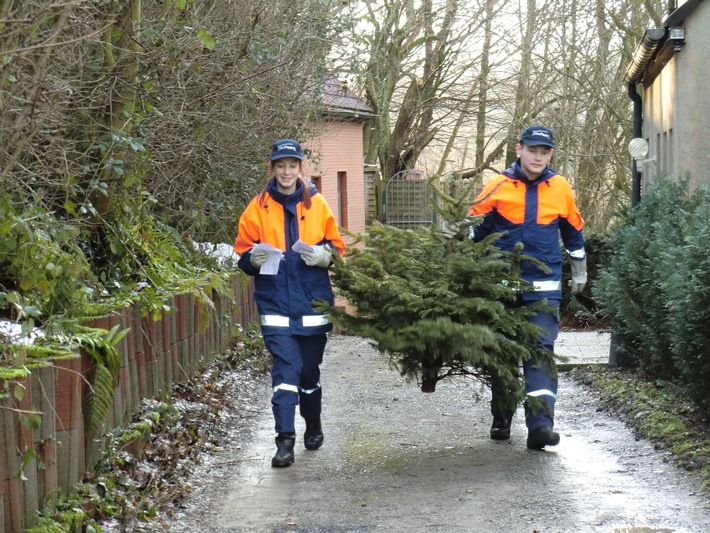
594, 175, 710, 415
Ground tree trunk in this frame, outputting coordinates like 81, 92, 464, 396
92, 0, 142, 216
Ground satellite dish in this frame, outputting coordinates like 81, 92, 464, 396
628, 138, 649, 160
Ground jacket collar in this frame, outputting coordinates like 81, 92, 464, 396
503, 160, 556, 183
267, 178, 304, 205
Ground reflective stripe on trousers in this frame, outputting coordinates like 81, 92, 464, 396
526, 389, 557, 400
300, 383, 321, 394
264, 334, 327, 434
273, 383, 299, 393
273, 383, 321, 394
490, 301, 559, 432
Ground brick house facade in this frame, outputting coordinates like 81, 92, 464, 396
303, 75, 375, 236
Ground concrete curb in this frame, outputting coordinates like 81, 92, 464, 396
556, 329, 611, 371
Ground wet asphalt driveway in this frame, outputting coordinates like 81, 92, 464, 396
167, 334, 710, 533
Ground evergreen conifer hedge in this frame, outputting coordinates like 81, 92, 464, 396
594, 175, 710, 415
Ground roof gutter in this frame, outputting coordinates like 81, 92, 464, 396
624, 28, 666, 87
665, 0, 702, 28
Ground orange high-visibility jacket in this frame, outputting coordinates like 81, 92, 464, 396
469, 162, 585, 301
235, 179, 346, 335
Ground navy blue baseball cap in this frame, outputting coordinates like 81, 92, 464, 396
519, 126, 555, 148
271, 139, 304, 161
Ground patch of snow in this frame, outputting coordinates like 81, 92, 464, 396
0, 320, 44, 345
192, 242, 239, 266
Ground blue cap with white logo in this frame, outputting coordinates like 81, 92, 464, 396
519, 126, 554, 148
271, 139, 304, 161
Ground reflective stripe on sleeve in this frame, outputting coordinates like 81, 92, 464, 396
260, 314, 330, 328
568, 248, 586, 259
527, 389, 558, 399
302, 315, 330, 327
261, 315, 290, 327
532, 280, 562, 292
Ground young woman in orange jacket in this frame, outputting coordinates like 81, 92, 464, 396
234, 139, 345, 467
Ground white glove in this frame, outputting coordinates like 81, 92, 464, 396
301, 244, 332, 268
249, 248, 268, 268
569, 257, 587, 294
441, 219, 470, 239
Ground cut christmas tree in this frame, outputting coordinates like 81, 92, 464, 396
323, 218, 556, 407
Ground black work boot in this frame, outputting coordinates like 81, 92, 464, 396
526, 426, 560, 450
490, 417, 512, 440
304, 419, 324, 450
272, 433, 296, 467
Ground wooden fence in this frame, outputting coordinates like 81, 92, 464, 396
0, 272, 258, 532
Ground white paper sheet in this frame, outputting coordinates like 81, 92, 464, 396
253, 243, 283, 275
291, 239, 314, 254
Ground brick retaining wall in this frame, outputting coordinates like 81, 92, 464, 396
0, 272, 258, 532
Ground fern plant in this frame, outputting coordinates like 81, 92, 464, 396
72, 324, 128, 436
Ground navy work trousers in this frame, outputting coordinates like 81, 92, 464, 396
491, 300, 560, 432
263, 333, 327, 434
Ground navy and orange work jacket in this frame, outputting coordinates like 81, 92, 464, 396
469, 161, 585, 302
234, 179, 346, 336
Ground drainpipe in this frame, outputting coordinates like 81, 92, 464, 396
627, 83, 643, 209
609, 85, 643, 368
623, 28, 666, 209
614, 28, 666, 367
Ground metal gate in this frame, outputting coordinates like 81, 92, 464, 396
383, 170, 434, 230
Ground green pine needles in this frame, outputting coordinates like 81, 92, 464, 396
325, 221, 555, 400
594, 174, 710, 414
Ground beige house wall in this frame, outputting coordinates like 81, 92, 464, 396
641, 59, 676, 189
642, 1, 710, 191
303, 119, 367, 237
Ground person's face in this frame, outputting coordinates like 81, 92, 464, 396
272, 157, 302, 194
516, 143, 554, 180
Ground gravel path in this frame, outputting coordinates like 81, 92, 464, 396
166, 333, 710, 533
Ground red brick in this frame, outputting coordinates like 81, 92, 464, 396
12, 376, 33, 454
162, 308, 172, 353
38, 438, 57, 508
193, 299, 201, 334
53, 356, 82, 431
134, 350, 147, 398
4, 477, 21, 533
91, 315, 112, 332
186, 293, 195, 338
124, 316, 136, 363
141, 314, 155, 362
118, 366, 131, 424
132, 304, 144, 354
145, 360, 157, 397
175, 294, 187, 340
168, 344, 178, 389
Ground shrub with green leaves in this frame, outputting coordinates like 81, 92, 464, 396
0, 197, 93, 334
660, 190, 710, 412
594, 174, 710, 414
